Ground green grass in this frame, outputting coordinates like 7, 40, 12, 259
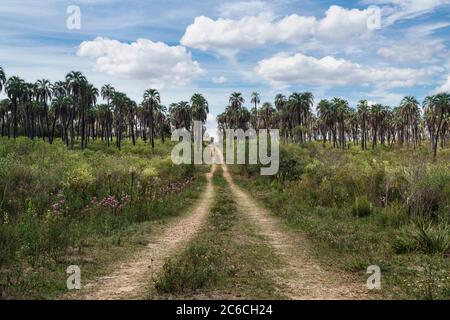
0, 137, 208, 299
151, 167, 282, 299
230, 142, 450, 300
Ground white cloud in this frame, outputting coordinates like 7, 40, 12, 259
433, 75, 450, 94
181, 5, 374, 55
212, 76, 228, 84
77, 37, 205, 88
366, 89, 405, 105
316, 5, 374, 40
255, 52, 439, 88
362, 0, 450, 25
377, 41, 447, 63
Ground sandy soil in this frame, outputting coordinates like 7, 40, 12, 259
221, 164, 371, 300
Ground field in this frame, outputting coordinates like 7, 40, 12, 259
230, 142, 450, 299
0, 137, 206, 299
0, 135, 449, 300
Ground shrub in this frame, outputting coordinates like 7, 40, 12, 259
375, 203, 409, 228
352, 196, 373, 217
393, 223, 449, 255
415, 223, 449, 255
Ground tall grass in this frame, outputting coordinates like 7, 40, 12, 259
231, 142, 450, 299
0, 137, 205, 298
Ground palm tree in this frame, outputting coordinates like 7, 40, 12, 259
357, 100, 370, 150
331, 98, 349, 148
35, 79, 52, 142
0, 67, 6, 93
423, 93, 450, 159
274, 94, 288, 139
170, 101, 192, 130
0, 99, 10, 137
317, 99, 333, 146
260, 102, 275, 128
288, 93, 304, 142
143, 88, 160, 149
191, 93, 209, 123
5, 76, 25, 139
370, 103, 385, 149
52, 96, 72, 145
155, 104, 168, 143
66, 71, 87, 149
101, 84, 115, 106
112, 91, 128, 149
250, 92, 260, 130
400, 96, 420, 148
81, 83, 99, 148
229, 92, 245, 129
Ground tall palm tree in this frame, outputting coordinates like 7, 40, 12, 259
357, 100, 370, 150
274, 94, 288, 139
423, 93, 450, 159
35, 79, 52, 142
331, 97, 349, 148
81, 83, 99, 148
229, 92, 245, 129
169, 101, 191, 130
101, 84, 115, 106
5, 76, 25, 139
250, 92, 260, 130
155, 104, 168, 143
0, 99, 11, 137
317, 99, 333, 146
370, 103, 385, 149
191, 93, 209, 123
400, 96, 420, 148
66, 71, 87, 149
288, 93, 304, 142
301, 92, 314, 141
260, 102, 275, 128
112, 91, 128, 149
0, 67, 6, 93
143, 88, 160, 149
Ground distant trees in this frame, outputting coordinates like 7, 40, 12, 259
217, 91, 450, 159
0, 67, 209, 150
0, 65, 448, 158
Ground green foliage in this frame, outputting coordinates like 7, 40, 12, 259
352, 196, 373, 217
231, 142, 450, 299
394, 223, 449, 255
0, 137, 206, 298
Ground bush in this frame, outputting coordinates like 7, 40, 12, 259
393, 223, 449, 255
154, 237, 223, 293
352, 196, 373, 217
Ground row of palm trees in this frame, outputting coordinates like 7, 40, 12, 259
0, 67, 209, 150
217, 91, 450, 159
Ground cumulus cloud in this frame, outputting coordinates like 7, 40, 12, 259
181, 5, 375, 55
433, 75, 450, 94
255, 52, 439, 88
77, 37, 205, 88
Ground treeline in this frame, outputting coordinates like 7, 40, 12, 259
0, 67, 209, 149
217, 92, 450, 158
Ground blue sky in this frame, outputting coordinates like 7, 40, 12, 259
1, 0, 450, 137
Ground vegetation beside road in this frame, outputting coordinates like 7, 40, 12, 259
0, 137, 206, 299
231, 142, 450, 300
